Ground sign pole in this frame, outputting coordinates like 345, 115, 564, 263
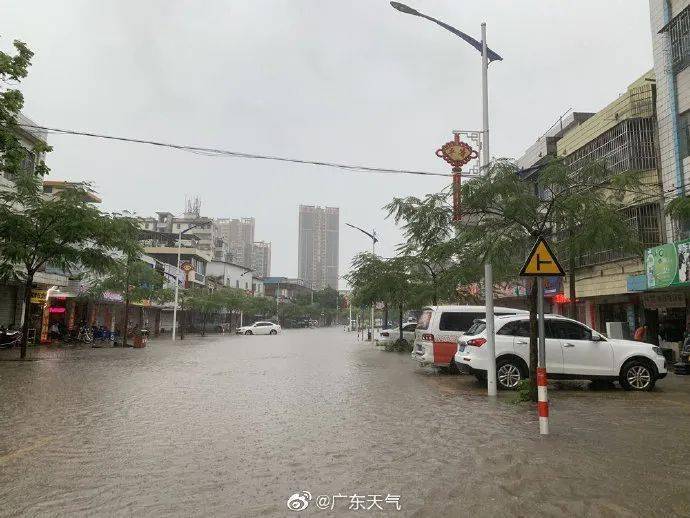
484, 263, 497, 396
536, 276, 549, 435
520, 236, 563, 436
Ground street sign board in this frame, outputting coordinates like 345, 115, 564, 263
180, 261, 194, 273
30, 289, 48, 304
519, 237, 565, 277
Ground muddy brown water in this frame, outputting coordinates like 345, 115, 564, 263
1, 328, 689, 517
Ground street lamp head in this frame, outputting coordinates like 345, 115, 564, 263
390, 2, 421, 16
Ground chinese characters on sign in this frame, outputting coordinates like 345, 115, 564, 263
286, 491, 401, 512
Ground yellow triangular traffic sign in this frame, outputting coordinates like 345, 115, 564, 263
519, 237, 565, 277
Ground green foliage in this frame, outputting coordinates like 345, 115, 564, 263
0, 176, 142, 283
88, 259, 171, 306
0, 38, 51, 179
383, 339, 413, 353
511, 379, 532, 404
345, 254, 428, 309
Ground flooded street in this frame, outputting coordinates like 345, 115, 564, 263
2, 327, 690, 517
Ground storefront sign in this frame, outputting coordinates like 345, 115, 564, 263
641, 292, 686, 310
645, 240, 690, 288
30, 289, 48, 304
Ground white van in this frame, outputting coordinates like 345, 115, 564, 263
412, 305, 528, 371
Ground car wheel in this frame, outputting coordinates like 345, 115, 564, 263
496, 357, 526, 390
245, 330, 253, 335
269, 329, 277, 335
620, 360, 656, 391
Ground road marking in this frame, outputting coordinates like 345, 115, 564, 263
0, 436, 52, 465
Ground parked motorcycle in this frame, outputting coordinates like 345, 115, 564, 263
0, 329, 23, 349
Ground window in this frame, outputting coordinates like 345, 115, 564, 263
439, 312, 483, 332
666, 5, 690, 72
497, 320, 531, 337
548, 320, 592, 340
680, 111, 690, 160
403, 323, 417, 332
236, 280, 240, 288
245, 282, 248, 290
466, 321, 486, 335
416, 310, 432, 330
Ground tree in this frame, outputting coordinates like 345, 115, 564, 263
0, 176, 141, 357
435, 158, 640, 398
88, 259, 172, 346
346, 253, 428, 350
386, 157, 642, 397
385, 191, 470, 305
187, 287, 224, 336
0, 39, 51, 179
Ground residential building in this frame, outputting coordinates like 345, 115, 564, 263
263, 277, 312, 303
298, 205, 339, 290
516, 71, 663, 335
216, 217, 255, 268
139, 209, 230, 264
629, 2, 690, 351
140, 230, 210, 288
42, 180, 102, 203
206, 261, 253, 291
252, 241, 271, 278
252, 276, 265, 297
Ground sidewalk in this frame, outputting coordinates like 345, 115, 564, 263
0, 332, 236, 360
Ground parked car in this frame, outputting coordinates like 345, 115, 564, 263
455, 314, 667, 391
412, 305, 528, 371
236, 321, 282, 335
379, 322, 417, 346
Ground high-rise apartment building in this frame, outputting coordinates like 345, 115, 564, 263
216, 217, 255, 268
298, 205, 339, 290
252, 241, 271, 278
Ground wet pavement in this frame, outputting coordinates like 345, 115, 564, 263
1, 327, 690, 517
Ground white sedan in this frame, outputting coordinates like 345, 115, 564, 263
236, 321, 282, 335
378, 322, 417, 346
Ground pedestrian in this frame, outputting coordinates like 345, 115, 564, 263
634, 324, 648, 342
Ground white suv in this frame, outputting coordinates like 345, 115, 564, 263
455, 315, 667, 391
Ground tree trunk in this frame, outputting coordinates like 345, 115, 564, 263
122, 295, 130, 347
528, 278, 538, 402
568, 265, 577, 320
383, 303, 389, 330
398, 304, 404, 342
431, 271, 438, 305
201, 313, 206, 337
20, 274, 34, 359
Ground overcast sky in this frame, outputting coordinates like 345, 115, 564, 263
2, 1, 653, 287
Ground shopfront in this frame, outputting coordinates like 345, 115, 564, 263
637, 240, 690, 352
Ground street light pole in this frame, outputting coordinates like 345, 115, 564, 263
346, 222, 379, 342
390, 2, 501, 396
371, 231, 376, 341
481, 22, 490, 168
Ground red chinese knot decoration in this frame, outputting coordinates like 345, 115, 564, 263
436, 133, 478, 222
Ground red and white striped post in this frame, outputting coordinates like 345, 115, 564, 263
536, 277, 549, 435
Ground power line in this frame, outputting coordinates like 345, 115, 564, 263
15, 123, 452, 178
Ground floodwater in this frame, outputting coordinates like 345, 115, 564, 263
1, 327, 690, 517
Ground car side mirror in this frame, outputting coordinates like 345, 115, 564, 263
591, 332, 605, 342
